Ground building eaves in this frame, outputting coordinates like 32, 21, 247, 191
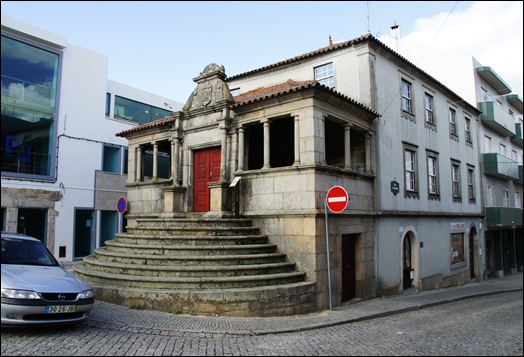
116, 115, 175, 137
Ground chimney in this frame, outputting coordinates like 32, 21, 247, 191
329, 35, 333, 46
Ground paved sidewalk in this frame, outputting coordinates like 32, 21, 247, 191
84, 272, 523, 335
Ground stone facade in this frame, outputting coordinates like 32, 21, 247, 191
1, 187, 61, 251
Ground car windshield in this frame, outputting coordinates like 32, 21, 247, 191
1, 237, 59, 267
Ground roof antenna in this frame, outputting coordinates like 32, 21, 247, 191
365, 1, 371, 33
329, 35, 333, 46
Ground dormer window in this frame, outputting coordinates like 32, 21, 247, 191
315, 63, 334, 88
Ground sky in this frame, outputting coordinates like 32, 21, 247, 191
1, 1, 522, 103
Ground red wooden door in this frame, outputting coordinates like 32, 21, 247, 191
193, 147, 221, 212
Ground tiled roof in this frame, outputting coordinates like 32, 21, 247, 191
116, 115, 175, 137
226, 33, 374, 81
232, 79, 315, 104
225, 33, 480, 115
231, 79, 380, 117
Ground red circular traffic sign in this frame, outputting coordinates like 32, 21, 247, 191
326, 186, 349, 213
116, 196, 127, 214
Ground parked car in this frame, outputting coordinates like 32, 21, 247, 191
1, 232, 94, 326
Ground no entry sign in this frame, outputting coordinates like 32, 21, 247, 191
326, 186, 349, 213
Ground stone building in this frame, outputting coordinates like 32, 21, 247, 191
76, 33, 485, 316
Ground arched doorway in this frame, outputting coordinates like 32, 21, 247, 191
402, 234, 413, 289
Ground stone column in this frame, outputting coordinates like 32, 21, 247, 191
344, 124, 352, 169
320, 114, 327, 165
152, 141, 158, 181
220, 124, 228, 181
171, 135, 180, 186
263, 119, 271, 169
136, 146, 143, 182
365, 133, 372, 173
293, 115, 300, 166
238, 126, 245, 171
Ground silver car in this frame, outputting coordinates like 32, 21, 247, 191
1, 232, 94, 326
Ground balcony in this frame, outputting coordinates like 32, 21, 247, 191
479, 101, 516, 137
511, 122, 523, 147
505, 93, 523, 113
482, 153, 519, 180
476, 67, 511, 95
485, 207, 523, 228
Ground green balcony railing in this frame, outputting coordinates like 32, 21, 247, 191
485, 207, 523, 228
479, 101, 516, 137
482, 153, 519, 180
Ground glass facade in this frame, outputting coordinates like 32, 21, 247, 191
1, 34, 60, 179
114, 95, 171, 125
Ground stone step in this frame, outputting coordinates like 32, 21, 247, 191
103, 240, 277, 256
114, 233, 269, 246
87, 281, 317, 317
73, 264, 306, 289
82, 255, 297, 277
133, 218, 254, 229
125, 226, 261, 236
92, 247, 288, 266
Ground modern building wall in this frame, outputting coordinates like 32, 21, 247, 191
1, 15, 182, 261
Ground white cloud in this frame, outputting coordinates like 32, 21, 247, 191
393, 1, 523, 98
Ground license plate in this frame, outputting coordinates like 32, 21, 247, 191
45, 305, 77, 313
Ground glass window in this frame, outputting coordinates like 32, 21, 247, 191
449, 108, 457, 136
464, 117, 472, 143
484, 135, 491, 153
401, 79, 412, 113
424, 93, 434, 124
450, 233, 465, 266
499, 143, 506, 157
314, 63, 334, 88
487, 185, 495, 207
451, 161, 461, 200
503, 189, 510, 207
403, 143, 418, 198
427, 152, 439, 196
1, 35, 60, 179
114, 96, 171, 125
467, 166, 475, 201
105, 93, 111, 116
103, 145, 120, 173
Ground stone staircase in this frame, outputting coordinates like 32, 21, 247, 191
73, 216, 317, 317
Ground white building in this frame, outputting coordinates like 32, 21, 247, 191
1, 15, 182, 262
380, 27, 523, 278
226, 33, 484, 297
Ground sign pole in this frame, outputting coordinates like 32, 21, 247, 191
324, 185, 348, 311
324, 199, 332, 311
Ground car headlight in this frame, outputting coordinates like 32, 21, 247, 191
78, 289, 93, 299
1, 288, 42, 299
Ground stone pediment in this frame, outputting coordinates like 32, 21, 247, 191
182, 63, 234, 113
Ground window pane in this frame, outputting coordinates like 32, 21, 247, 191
314, 63, 334, 88
1, 35, 59, 178
114, 96, 170, 125
103, 146, 120, 173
